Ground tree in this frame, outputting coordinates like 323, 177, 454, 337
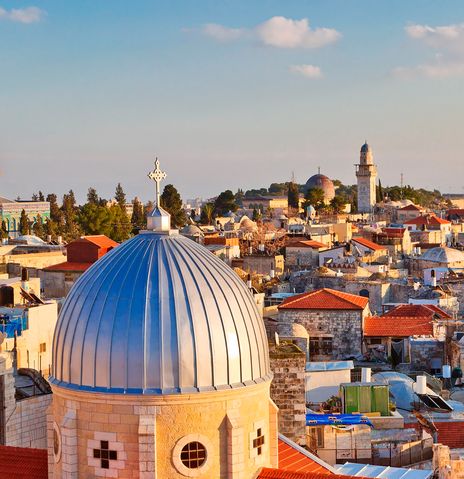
252, 207, 261, 221
144, 200, 154, 220
61, 190, 80, 240
160, 184, 186, 228
115, 183, 126, 207
33, 214, 45, 239
87, 187, 100, 205
44, 218, 58, 240
287, 181, 300, 212
79, 203, 113, 237
200, 203, 214, 225
304, 187, 326, 211
47, 193, 64, 230
0, 220, 8, 239
109, 204, 131, 242
38, 191, 45, 202
19, 209, 30, 235
376, 179, 383, 203
32, 193, 38, 201
330, 195, 346, 214
214, 190, 238, 216
131, 197, 145, 234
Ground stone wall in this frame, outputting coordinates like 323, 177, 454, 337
269, 343, 306, 446
279, 308, 365, 360
410, 339, 445, 370
0, 351, 51, 449
7, 394, 52, 448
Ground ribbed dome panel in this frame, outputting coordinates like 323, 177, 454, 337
50, 232, 271, 394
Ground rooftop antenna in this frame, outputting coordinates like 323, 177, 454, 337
318, 166, 321, 175
291, 170, 295, 183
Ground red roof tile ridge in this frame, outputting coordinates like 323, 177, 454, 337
352, 237, 385, 251
278, 434, 335, 474
279, 288, 368, 310
257, 468, 370, 479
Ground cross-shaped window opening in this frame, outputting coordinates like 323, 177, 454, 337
93, 440, 118, 469
253, 428, 265, 455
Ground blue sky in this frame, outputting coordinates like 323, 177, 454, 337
1, 0, 464, 203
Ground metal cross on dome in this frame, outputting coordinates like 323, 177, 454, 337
148, 157, 167, 207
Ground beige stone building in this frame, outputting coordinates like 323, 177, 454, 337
278, 288, 371, 361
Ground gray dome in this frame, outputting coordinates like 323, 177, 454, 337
420, 246, 464, 264
51, 231, 270, 394
360, 142, 371, 153
304, 174, 335, 201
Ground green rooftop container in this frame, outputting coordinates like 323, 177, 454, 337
340, 383, 389, 416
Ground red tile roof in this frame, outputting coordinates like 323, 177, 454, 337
352, 237, 386, 252
399, 204, 422, 211
0, 445, 47, 478
43, 261, 93, 272
364, 316, 433, 337
405, 421, 464, 448
257, 468, 367, 479
447, 208, 464, 216
384, 304, 451, 319
287, 240, 328, 249
279, 288, 369, 311
404, 214, 451, 226
381, 227, 406, 237
77, 235, 119, 249
278, 437, 333, 474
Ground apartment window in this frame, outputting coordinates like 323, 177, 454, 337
252, 428, 265, 456
39, 343, 46, 353
310, 337, 333, 356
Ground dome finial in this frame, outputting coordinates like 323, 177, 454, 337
148, 157, 167, 207
147, 157, 171, 232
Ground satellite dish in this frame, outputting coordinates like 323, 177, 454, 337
275, 332, 280, 346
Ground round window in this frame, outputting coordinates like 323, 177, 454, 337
180, 441, 207, 469
53, 422, 62, 463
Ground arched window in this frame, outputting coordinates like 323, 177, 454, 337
359, 289, 370, 298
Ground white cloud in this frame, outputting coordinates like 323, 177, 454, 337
201, 23, 245, 42
0, 6, 45, 24
405, 23, 464, 43
256, 16, 340, 49
393, 62, 464, 79
290, 64, 323, 79
395, 22, 464, 78
198, 16, 341, 49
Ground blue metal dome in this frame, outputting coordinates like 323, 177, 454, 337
50, 231, 271, 394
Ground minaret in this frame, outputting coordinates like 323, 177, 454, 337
356, 142, 377, 213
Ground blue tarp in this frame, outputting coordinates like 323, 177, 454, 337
0, 310, 28, 338
306, 413, 373, 427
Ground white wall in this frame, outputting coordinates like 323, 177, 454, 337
306, 368, 352, 404
5, 301, 58, 374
